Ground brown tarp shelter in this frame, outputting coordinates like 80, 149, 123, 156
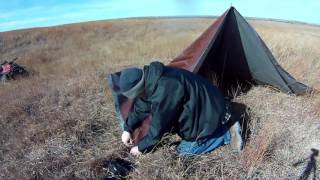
169, 6, 309, 95
107, 7, 309, 144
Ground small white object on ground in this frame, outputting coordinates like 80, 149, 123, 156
130, 146, 142, 156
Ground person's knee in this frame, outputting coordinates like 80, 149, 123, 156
177, 140, 199, 156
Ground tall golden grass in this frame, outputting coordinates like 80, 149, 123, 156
0, 18, 319, 179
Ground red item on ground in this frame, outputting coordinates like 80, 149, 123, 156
1, 64, 12, 74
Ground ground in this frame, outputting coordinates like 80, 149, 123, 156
0, 17, 319, 179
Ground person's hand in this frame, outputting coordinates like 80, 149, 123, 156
121, 131, 133, 147
130, 146, 142, 156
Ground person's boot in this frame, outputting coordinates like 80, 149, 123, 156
229, 121, 243, 152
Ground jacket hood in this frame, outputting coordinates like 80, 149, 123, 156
143, 61, 164, 97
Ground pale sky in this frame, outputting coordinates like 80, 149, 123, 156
0, 0, 319, 32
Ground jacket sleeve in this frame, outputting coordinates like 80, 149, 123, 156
123, 97, 151, 133
137, 79, 184, 152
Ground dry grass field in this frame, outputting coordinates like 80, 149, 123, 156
0, 17, 319, 179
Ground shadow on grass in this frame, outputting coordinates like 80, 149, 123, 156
293, 148, 318, 180
91, 150, 134, 179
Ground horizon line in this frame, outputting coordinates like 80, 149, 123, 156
1, 15, 319, 33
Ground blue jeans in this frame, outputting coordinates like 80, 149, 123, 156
177, 126, 231, 156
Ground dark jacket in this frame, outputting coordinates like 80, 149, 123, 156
124, 62, 226, 152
